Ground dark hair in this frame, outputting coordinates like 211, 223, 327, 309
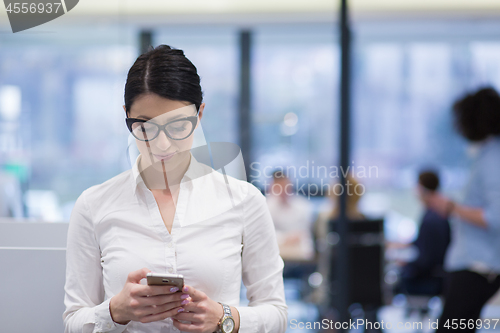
124, 45, 203, 116
453, 87, 500, 142
272, 169, 287, 179
418, 170, 440, 192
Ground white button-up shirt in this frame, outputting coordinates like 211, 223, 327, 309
63, 153, 287, 333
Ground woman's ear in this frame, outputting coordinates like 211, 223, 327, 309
195, 103, 205, 128
122, 105, 127, 115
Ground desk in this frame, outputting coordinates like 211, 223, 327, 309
0, 221, 68, 333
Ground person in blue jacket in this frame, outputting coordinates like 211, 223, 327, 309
400, 170, 450, 296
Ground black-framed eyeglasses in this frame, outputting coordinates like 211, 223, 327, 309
126, 110, 199, 142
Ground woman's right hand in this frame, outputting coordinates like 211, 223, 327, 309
109, 268, 189, 325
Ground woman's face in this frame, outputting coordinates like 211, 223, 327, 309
126, 93, 205, 173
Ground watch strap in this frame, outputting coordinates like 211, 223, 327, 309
221, 303, 231, 317
216, 303, 233, 333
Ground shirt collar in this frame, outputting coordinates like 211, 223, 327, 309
131, 154, 142, 193
131, 152, 209, 194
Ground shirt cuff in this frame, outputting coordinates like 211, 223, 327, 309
93, 298, 129, 333
234, 306, 258, 333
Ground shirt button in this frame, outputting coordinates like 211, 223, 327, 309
168, 267, 174, 273
168, 242, 173, 248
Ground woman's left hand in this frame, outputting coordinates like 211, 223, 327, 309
171, 285, 225, 333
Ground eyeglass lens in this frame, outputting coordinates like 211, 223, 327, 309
130, 119, 194, 141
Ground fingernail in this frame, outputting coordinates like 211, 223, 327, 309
170, 287, 179, 292
181, 299, 189, 305
177, 308, 184, 312
182, 286, 188, 292
180, 294, 189, 299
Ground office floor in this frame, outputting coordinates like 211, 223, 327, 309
377, 303, 500, 333
280, 280, 500, 333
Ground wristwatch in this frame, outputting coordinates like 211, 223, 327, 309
216, 303, 235, 333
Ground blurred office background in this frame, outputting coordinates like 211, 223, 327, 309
4, 1, 500, 224
2, 0, 500, 332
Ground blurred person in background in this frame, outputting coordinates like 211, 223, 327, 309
266, 169, 314, 262
397, 170, 450, 297
314, 175, 365, 241
311, 176, 365, 305
429, 87, 500, 332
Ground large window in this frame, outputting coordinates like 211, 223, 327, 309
251, 24, 339, 191
0, 25, 137, 220
3, 19, 500, 229
352, 20, 500, 238
250, 20, 500, 241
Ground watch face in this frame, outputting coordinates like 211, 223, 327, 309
222, 317, 235, 333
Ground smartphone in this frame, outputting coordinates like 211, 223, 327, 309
146, 272, 184, 289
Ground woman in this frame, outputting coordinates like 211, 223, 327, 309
63, 45, 287, 333
429, 87, 500, 332
310, 176, 365, 306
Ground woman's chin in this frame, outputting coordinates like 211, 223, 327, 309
150, 159, 170, 169
152, 158, 181, 172
142, 151, 190, 173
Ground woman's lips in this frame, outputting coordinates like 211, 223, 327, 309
153, 152, 175, 161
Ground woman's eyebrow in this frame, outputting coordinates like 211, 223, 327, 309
137, 114, 192, 122
167, 114, 190, 121
133, 105, 196, 121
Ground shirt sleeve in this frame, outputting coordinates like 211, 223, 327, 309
480, 150, 500, 231
235, 185, 288, 333
63, 190, 129, 333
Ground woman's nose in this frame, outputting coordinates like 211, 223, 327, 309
154, 129, 172, 151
